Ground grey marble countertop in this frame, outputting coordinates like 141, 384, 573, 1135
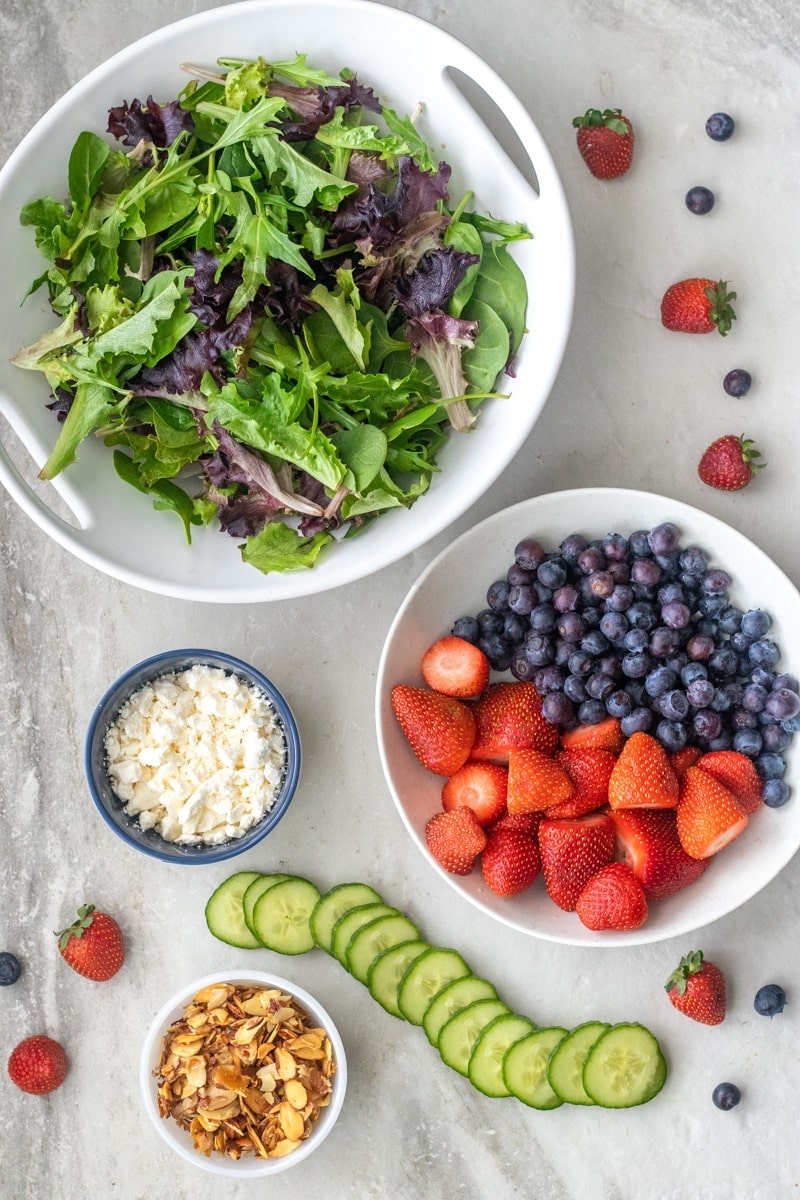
2, 1, 800, 1197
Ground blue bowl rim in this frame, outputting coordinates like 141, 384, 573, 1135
84, 648, 301, 864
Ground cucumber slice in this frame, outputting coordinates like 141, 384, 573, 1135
345, 913, 421, 984
309, 883, 383, 953
397, 947, 472, 1026
438, 999, 510, 1076
242, 873, 291, 940
251, 876, 321, 955
330, 903, 398, 965
468, 1013, 537, 1097
502, 1027, 569, 1109
205, 871, 264, 949
367, 940, 431, 1018
582, 1023, 668, 1109
547, 1021, 610, 1106
422, 975, 498, 1047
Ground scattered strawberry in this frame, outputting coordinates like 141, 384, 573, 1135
676, 766, 749, 859
391, 684, 476, 776
442, 761, 508, 826
55, 904, 124, 982
507, 748, 573, 813
669, 745, 703, 781
610, 808, 709, 899
665, 949, 726, 1025
7, 1035, 68, 1094
560, 717, 624, 755
660, 278, 736, 335
420, 636, 490, 698
575, 862, 648, 931
470, 682, 559, 764
486, 810, 543, 840
607, 731, 680, 810
481, 828, 541, 897
694, 750, 763, 815
544, 747, 616, 818
573, 108, 634, 179
698, 434, 765, 492
538, 812, 616, 911
425, 808, 487, 875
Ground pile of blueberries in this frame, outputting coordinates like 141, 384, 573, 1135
452, 521, 796, 807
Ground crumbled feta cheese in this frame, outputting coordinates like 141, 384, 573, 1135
103, 665, 288, 845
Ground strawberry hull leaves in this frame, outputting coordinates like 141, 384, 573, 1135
14, 55, 530, 575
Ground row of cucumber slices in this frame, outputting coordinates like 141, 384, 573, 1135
205, 871, 667, 1110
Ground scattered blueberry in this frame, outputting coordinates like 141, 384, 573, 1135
706, 112, 735, 141
685, 185, 715, 214
0, 952, 21, 986
723, 369, 752, 397
753, 983, 786, 1017
712, 1082, 741, 1110
762, 778, 791, 807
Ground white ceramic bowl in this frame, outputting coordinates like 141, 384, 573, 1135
0, 0, 574, 602
376, 488, 800, 946
140, 970, 347, 1177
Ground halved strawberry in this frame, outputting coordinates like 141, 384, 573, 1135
607, 731, 679, 810
694, 750, 763, 816
481, 829, 541, 897
538, 812, 616, 911
560, 717, 624, 755
442, 761, 508, 826
471, 682, 559, 764
669, 745, 703, 781
544, 747, 616, 818
610, 808, 709, 898
391, 685, 476, 776
677, 766, 749, 859
575, 862, 648, 931
420, 636, 490, 698
507, 748, 573, 813
425, 808, 487, 875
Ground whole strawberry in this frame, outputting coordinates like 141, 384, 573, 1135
55, 904, 124, 982
665, 949, 726, 1025
425, 808, 487, 875
698, 434, 764, 491
661, 278, 736, 335
573, 108, 634, 179
8, 1035, 68, 1094
481, 828, 541, 897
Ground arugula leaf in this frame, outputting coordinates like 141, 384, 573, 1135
250, 133, 357, 209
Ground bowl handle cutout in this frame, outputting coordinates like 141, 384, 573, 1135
0, 411, 93, 533
444, 66, 540, 197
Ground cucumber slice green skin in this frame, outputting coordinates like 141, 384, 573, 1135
422, 975, 499, 1048
251, 876, 321, 955
468, 1013, 538, 1098
367, 941, 431, 1018
582, 1023, 668, 1109
502, 1027, 569, 1110
345, 914, 421, 985
205, 871, 264, 949
309, 883, 383, 954
330, 904, 398, 965
438, 999, 510, 1076
397, 947, 472, 1026
242, 873, 291, 941
547, 1021, 610, 1106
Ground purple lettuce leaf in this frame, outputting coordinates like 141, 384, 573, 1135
131, 308, 256, 395
107, 96, 194, 149
404, 309, 479, 432
185, 249, 244, 326
394, 246, 481, 318
329, 156, 451, 248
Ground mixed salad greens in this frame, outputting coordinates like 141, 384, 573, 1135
14, 54, 531, 574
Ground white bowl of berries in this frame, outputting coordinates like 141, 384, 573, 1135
376, 488, 800, 946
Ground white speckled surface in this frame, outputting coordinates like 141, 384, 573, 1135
2, 1, 800, 1197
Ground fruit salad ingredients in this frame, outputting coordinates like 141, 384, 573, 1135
665, 950, 727, 1025
676, 766, 749, 858
154, 981, 335, 1160
753, 983, 786, 1017
685, 186, 715, 215
572, 108, 634, 179
607, 731, 680, 810
55, 904, 124, 982
723, 368, 752, 397
660, 278, 736, 335
7, 1036, 67, 1094
697, 434, 765, 491
712, 1081, 741, 1109
706, 112, 735, 141
425, 808, 487, 874
0, 952, 21, 986
421, 637, 490, 698
390, 685, 475, 776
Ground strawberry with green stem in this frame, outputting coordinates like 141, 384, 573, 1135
573, 108, 635, 179
661, 278, 736, 335
698, 435, 765, 491
665, 950, 726, 1025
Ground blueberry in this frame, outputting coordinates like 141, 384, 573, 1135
524, 634, 555, 667
530, 603, 558, 634
754, 983, 787, 1017
655, 719, 688, 752
586, 673, 616, 702
712, 1082, 741, 1110
487, 579, 511, 611
559, 533, 588, 563
703, 568, 731, 596
538, 559, 567, 590
756, 752, 786, 780
742, 683, 768, 713
510, 648, 536, 681
685, 185, 715, 214
541, 691, 574, 726
706, 112, 735, 141
503, 613, 527, 645
686, 634, 715, 661
564, 675, 588, 703
718, 605, 743, 634
773, 672, 800, 694
750, 667, 775, 690
686, 678, 715, 708
682, 662, 708, 686
535, 666, 566, 695
648, 522, 680, 555
650, 627, 682, 658
628, 601, 659, 631
557, 612, 585, 643
553, 584, 580, 613
514, 537, 545, 570
0, 952, 21, 986
607, 560, 631, 584
606, 690, 633, 719
662, 601, 691, 630
660, 690, 690, 722
693, 709, 723, 741
588, 570, 615, 599
761, 723, 792, 753
765, 687, 800, 722
600, 611, 629, 643
708, 730, 733, 751
479, 634, 512, 671
723, 369, 752, 397
645, 666, 678, 698
451, 615, 479, 643
628, 530, 652, 558
631, 558, 661, 588
731, 708, 759, 731
578, 699, 609, 725
553, 639, 573, 668
622, 652, 651, 680
624, 628, 650, 653
679, 546, 709, 577
621, 708, 653, 736
577, 546, 605, 575
708, 647, 739, 678
581, 630, 610, 657
762, 779, 791, 808
606, 584, 635, 612
733, 727, 763, 757
741, 609, 771, 638
507, 584, 535, 616
748, 639, 780, 670
478, 608, 505, 636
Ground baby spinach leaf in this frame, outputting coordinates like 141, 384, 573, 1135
461, 297, 511, 393
68, 131, 110, 211
329, 424, 387, 492
112, 450, 204, 540
470, 242, 528, 353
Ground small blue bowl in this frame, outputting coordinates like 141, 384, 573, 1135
84, 649, 301, 864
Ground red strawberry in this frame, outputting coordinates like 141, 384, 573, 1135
572, 108, 634, 179
660, 278, 736, 335
676, 766, 749, 859
607, 732, 679, 810
391, 684, 476, 776
669, 745, 703, 780
575, 862, 648, 931
442, 761, 508, 826
544, 747, 616, 818
538, 812, 616, 911
507, 748, 573, 813
610, 808, 709, 899
560, 717, 624, 755
481, 829, 541, 897
55, 904, 124, 982
420, 636, 490, 698
470, 682, 559, 764
698, 435, 765, 492
694, 749, 763, 815
425, 808, 487, 875
487, 810, 543, 840
665, 950, 726, 1025
7, 1035, 68, 1094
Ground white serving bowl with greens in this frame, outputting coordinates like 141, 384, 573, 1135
0, 0, 573, 602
